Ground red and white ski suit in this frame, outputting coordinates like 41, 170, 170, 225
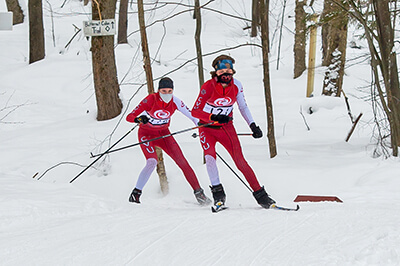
191, 77, 262, 192
126, 92, 201, 191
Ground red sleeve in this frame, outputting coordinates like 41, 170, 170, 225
126, 94, 153, 123
191, 80, 213, 123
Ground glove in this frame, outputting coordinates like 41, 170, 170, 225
131, 115, 149, 124
127, 113, 147, 123
250, 123, 263, 138
210, 114, 231, 124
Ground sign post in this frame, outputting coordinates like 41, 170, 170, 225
0, 12, 13, 31
83, 19, 116, 36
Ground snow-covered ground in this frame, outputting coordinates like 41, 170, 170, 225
1, 0, 400, 265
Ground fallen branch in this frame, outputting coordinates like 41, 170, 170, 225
345, 113, 363, 142
36, 161, 98, 180
299, 106, 310, 131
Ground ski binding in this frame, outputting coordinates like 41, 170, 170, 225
211, 201, 228, 213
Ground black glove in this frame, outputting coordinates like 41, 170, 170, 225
250, 123, 263, 138
210, 114, 231, 124
134, 115, 149, 124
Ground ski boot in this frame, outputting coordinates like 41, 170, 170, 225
129, 188, 142, 204
253, 186, 275, 209
194, 188, 212, 205
210, 184, 226, 205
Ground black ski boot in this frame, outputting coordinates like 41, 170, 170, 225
253, 186, 275, 209
210, 184, 226, 205
129, 188, 142, 204
194, 188, 212, 205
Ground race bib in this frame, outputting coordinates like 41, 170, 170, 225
148, 117, 170, 125
146, 110, 170, 125
203, 103, 233, 116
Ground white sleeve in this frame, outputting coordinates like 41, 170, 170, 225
173, 96, 199, 125
234, 79, 255, 126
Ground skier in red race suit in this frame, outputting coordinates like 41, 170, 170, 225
126, 77, 211, 205
191, 55, 276, 209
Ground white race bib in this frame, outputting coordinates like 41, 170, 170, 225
203, 103, 233, 116
148, 117, 170, 125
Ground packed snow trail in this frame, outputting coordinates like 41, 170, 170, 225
2, 174, 400, 265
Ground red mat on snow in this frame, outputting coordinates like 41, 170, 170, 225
294, 195, 343, 203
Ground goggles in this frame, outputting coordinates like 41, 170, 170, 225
214, 59, 233, 71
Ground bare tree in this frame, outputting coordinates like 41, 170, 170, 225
251, 0, 260, 37
260, 0, 277, 158
293, 0, 306, 78
29, 0, 45, 64
321, 0, 349, 97
373, 0, 400, 155
91, 0, 122, 121
6, 0, 24, 25
118, 0, 128, 44
194, 0, 204, 88
333, 0, 400, 156
137, 0, 169, 194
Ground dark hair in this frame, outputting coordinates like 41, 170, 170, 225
158, 77, 174, 89
210, 55, 236, 77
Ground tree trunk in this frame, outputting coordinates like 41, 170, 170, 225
117, 0, 128, 44
251, 0, 260, 37
91, 0, 122, 121
29, 0, 45, 64
259, 0, 277, 158
306, 14, 318, 97
156, 147, 169, 194
293, 0, 306, 79
137, 0, 154, 92
276, 0, 287, 70
373, 0, 400, 154
321, 4, 329, 65
342, 0, 399, 156
321, 0, 348, 97
6, 0, 24, 25
137, 0, 169, 194
194, 0, 204, 88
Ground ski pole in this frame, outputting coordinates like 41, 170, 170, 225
191, 132, 253, 138
89, 122, 216, 158
215, 152, 253, 192
191, 132, 253, 192
69, 124, 140, 183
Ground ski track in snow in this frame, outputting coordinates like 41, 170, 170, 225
124, 217, 190, 265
